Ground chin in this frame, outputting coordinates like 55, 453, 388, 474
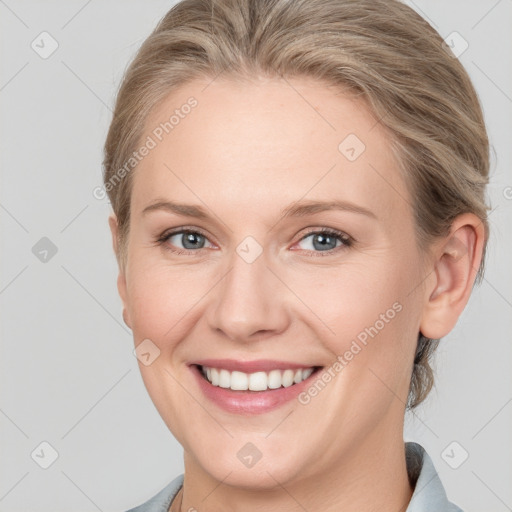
216, 467, 299, 491
192, 445, 308, 490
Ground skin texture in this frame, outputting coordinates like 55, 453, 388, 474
109, 76, 485, 512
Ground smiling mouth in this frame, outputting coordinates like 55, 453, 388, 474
195, 364, 323, 392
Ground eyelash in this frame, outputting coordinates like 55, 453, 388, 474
155, 226, 354, 257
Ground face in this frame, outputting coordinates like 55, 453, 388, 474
112, 77, 430, 489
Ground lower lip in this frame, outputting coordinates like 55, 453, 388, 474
190, 365, 322, 415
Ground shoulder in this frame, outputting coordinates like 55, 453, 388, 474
405, 442, 463, 512
125, 474, 184, 512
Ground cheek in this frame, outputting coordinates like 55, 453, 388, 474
294, 261, 411, 340
125, 255, 213, 339
296, 259, 419, 392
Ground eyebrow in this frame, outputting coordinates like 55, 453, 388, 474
142, 198, 377, 220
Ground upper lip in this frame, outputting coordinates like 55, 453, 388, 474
190, 359, 320, 373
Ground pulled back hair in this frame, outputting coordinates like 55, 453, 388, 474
103, 0, 490, 409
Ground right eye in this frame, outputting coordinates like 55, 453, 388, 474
156, 228, 216, 255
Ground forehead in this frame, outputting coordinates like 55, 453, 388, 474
131, 77, 411, 224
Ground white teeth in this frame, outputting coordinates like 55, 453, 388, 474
249, 372, 268, 391
282, 369, 295, 387
219, 369, 231, 388
302, 368, 314, 380
230, 371, 248, 390
268, 369, 282, 389
200, 365, 316, 391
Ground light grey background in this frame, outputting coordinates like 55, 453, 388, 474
1, 1, 511, 511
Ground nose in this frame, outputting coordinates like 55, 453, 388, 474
206, 248, 291, 343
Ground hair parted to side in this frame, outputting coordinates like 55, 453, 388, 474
103, 0, 490, 409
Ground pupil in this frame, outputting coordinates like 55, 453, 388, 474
183, 232, 205, 249
313, 234, 336, 251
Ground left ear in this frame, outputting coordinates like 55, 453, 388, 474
420, 213, 486, 340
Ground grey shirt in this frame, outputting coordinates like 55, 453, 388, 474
126, 441, 463, 512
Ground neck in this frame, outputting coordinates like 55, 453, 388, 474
179, 426, 413, 512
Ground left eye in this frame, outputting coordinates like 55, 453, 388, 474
295, 230, 349, 252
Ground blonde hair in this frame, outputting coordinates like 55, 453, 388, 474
103, 0, 490, 409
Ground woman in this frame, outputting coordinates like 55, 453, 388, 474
103, 0, 489, 510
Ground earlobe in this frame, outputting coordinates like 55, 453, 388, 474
108, 214, 132, 329
420, 213, 485, 339
118, 271, 132, 329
